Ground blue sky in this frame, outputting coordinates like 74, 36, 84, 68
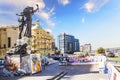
0, 0, 120, 50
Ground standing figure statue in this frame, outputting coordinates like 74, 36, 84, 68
17, 4, 39, 39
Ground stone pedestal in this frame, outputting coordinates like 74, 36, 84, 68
17, 39, 24, 46
10, 53, 42, 74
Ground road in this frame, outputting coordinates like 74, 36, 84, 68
0, 61, 108, 80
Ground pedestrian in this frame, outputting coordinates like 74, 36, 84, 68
59, 55, 63, 63
98, 54, 106, 74
41, 56, 46, 70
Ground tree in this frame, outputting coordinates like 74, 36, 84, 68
67, 50, 73, 54
53, 46, 60, 55
54, 47, 58, 50
55, 50, 60, 55
97, 47, 105, 54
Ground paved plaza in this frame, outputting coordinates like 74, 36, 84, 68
0, 61, 108, 80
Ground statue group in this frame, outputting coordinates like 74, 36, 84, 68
14, 4, 39, 56
3, 5, 40, 76
17, 4, 39, 39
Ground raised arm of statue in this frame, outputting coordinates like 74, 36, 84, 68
16, 12, 24, 16
32, 4, 39, 13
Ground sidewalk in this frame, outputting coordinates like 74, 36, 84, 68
67, 73, 107, 80
0, 61, 108, 80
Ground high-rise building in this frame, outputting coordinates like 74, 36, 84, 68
74, 39, 80, 51
0, 26, 19, 58
31, 20, 55, 56
58, 33, 80, 54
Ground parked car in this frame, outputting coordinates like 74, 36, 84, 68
50, 54, 61, 60
108, 52, 115, 57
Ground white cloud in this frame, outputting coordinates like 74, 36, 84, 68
0, 0, 45, 9
0, 0, 55, 28
39, 11, 49, 20
47, 20, 55, 28
38, 7, 55, 28
45, 28, 52, 33
83, 0, 109, 13
81, 17, 85, 23
58, 0, 70, 6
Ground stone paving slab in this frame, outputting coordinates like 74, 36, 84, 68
17, 76, 52, 80
1, 73, 106, 80
67, 73, 107, 80
59, 62, 99, 66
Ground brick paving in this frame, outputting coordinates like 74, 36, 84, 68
0, 61, 108, 80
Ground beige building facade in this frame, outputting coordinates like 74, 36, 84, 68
31, 20, 55, 56
0, 26, 19, 58
0, 20, 55, 58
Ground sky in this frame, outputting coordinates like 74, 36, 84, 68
0, 0, 120, 50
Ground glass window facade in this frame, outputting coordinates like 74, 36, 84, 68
58, 33, 80, 54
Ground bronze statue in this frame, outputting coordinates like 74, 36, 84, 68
17, 4, 39, 39
15, 4, 39, 56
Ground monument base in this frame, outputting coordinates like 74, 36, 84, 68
9, 53, 42, 74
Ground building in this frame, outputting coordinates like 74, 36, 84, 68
80, 45, 84, 52
80, 44, 91, 53
0, 20, 55, 58
58, 33, 80, 54
0, 26, 19, 58
31, 20, 55, 56
105, 47, 120, 57
74, 39, 80, 51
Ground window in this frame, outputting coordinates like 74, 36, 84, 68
13, 28, 16, 30
8, 37, 11, 48
3, 29, 6, 31
37, 32, 39, 34
4, 44, 6, 48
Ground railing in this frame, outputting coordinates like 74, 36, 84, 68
107, 60, 120, 65
47, 71, 67, 80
